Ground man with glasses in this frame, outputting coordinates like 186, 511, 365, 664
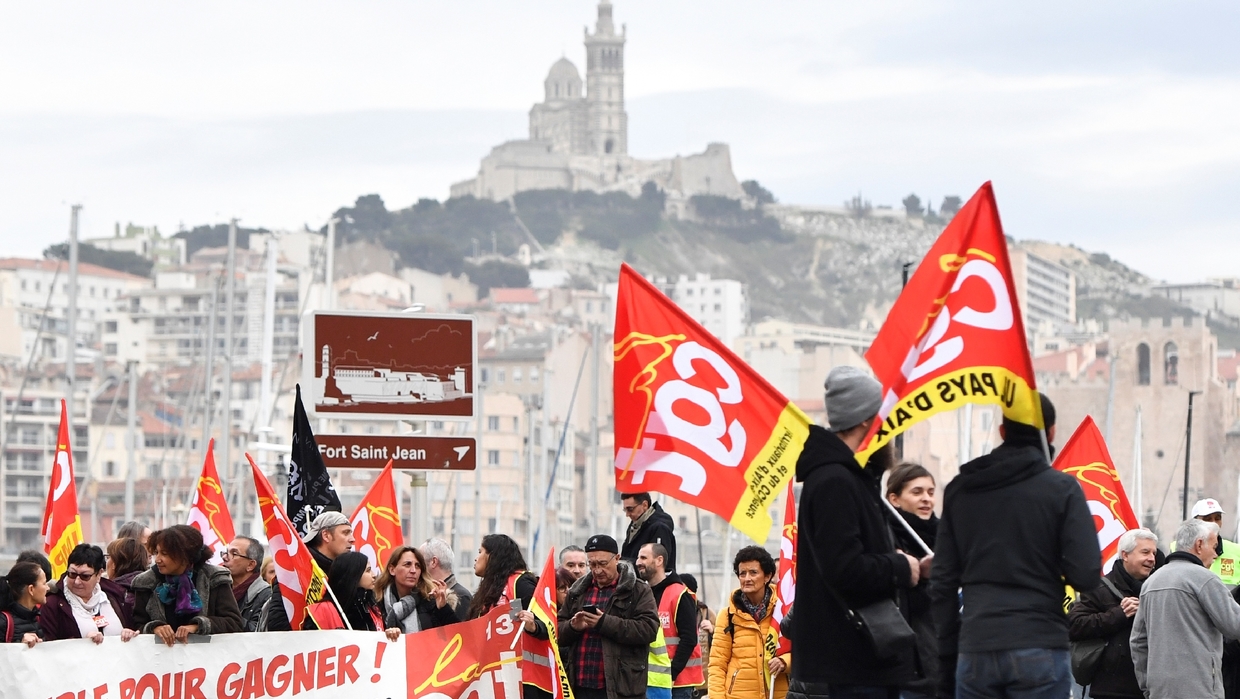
619, 492, 677, 572
559, 534, 660, 699
223, 536, 270, 632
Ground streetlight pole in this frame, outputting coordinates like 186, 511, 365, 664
1182, 391, 1202, 520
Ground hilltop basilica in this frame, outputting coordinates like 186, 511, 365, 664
451, 1, 744, 203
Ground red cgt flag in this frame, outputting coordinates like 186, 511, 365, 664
524, 548, 574, 699
248, 453, 327, 630
186, 439, 236, 564
772, 483, 796, 655
1053, 416, 1139, 569
350, 459, 403, 574
613, 263, 810, 542
42, 400, 83, 579
860, 182, 1042, 463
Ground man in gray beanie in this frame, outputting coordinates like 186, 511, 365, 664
788, 365, 924, 699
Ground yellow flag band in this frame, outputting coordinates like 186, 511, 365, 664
47, 517, 84, 579
860, 366, 1042, 464
729, 404, 810, 543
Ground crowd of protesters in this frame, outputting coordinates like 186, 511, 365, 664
10, 368, 1240, 699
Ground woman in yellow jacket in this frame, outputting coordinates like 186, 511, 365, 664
708, 546, 790, 699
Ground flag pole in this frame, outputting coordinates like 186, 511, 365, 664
881, 497, 933, 556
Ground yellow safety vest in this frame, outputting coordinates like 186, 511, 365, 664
1213, 539, 1240, 586
648, 627, 673, 698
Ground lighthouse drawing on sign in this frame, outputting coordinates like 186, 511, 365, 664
318, 344, 468, 406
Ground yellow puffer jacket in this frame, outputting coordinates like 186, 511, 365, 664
707, 586, 790, 699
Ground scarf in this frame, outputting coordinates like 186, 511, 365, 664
384, 585, 423, 634
626, 504, 657, 545
1112, 559, 1146, 596
156, 572, 204, 616
740, 586, 771, 622
895, 508, 938, 557
66, 584, 123, 638
233, 572, 260, 604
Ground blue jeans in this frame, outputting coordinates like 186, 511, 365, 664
671, 689, 695, 699
956, 649, 1071, 699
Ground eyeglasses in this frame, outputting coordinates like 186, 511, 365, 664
222, 549, 251, 561
623, 505, 642, 514
587, 555, 617, 569
64, 570, 98, 581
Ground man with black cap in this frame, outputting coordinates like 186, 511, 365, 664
788, 365, 924, 699
559, 534, 660, 699
258, 511, 354, 631
931, 393, 1101, 699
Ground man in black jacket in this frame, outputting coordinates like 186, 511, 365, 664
259, 511, 353, 631
931, 394, 1101, 699
1067, 528, 1159, 699
789, 366, 924, 699
619, 493, 676, 571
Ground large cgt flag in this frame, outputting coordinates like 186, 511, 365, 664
248, 453, 327, 631
41, 400, 83, 578
350, 459, 403, 573
523, 548, 574, 699
772, 483, 797, 656
613, 263, 810, 543
1053, 416, 1139, 570
186, 439, 236, 564
859, 182, 1042, 464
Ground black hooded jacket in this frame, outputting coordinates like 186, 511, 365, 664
788, 425, 915, 693
620, 502, 677, 572
931, 441, 1101, 665
260, 545, 335, 632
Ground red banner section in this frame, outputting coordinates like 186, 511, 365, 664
773, 484, 796, 656
249, 453, 328, 631
613, 264, 810, 542
1053, 416, 1140, 569
0, 607, 523, 699
860, 182, 1041, 464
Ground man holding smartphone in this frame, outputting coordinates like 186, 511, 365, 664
559, 535, 660, 699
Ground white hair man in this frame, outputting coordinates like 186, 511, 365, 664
1132, 519, 1240, 699
420, 538, 472, 622
1067, 529, 1159, 699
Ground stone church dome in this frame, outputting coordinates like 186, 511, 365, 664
544, 57, 582, 102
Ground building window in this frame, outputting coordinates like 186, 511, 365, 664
104, 343, 118, 356
487, 450, 500, 465
104, 461, 116, 477
496, 369, 505, 384
488, 416, 500, 431
513, 367, 522, 384
530, 367, 539, 383
1164, 342, 1179, 385
1136, 343, 1151, 385
480, 367, 490, 383
104, 321, 118, 333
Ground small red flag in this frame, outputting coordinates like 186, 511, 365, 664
186, 439, 236, 564
1052, 416, 1139, 569
772, 483, 796, 655
42, 400, 82, 579
349, 459, 403, 573
524, 549, 574, 699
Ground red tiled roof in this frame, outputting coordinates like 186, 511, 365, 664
0, 257, 148, 282
490, 288, 540, 304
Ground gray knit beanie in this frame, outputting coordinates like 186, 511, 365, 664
824, 366, 883, 433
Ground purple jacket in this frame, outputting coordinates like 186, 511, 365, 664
38, 577, 132, 641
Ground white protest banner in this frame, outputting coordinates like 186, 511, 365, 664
0, 606, 522, 699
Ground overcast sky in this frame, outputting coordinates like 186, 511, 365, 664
1, 1, 1237, 282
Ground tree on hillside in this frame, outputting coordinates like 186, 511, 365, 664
43, 243, 153, 278
741, 180, 776, 206
173, 224, 264, 258
940, 196, 963, 218
465, 259, 530, 298
902, 194, 923, 218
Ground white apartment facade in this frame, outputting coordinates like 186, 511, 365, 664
670, 273, 748, 346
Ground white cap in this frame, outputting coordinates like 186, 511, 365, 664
1191, 498, 1225, 519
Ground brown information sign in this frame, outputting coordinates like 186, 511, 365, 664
315, 435, 477, 471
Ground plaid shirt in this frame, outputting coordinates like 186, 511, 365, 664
573, 576, 618, 689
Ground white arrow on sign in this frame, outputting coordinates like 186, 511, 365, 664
453, 446, 471, 462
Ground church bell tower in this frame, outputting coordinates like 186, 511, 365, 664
584, 1, 627, 156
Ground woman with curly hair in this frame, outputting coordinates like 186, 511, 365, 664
304, 551, 385, 632
469, 534, 537, 619
376, 546, 459, 637
128, 524, 242, 645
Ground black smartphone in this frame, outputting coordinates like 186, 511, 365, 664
582, 604, 601, 615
